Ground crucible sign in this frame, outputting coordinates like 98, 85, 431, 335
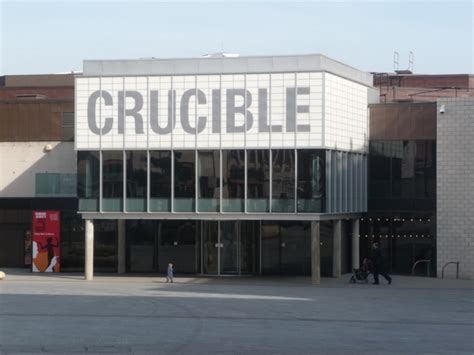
75, 72, 324, 150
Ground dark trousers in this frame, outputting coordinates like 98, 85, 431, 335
373, 268, 391, 284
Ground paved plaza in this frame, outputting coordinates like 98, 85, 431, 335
0, 271, 473, 354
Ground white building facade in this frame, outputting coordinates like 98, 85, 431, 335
75, 54, 379, 281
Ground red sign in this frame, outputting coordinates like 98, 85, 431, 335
32, 211, 60, 272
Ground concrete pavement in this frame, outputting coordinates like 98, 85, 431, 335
0, 270, 473, 354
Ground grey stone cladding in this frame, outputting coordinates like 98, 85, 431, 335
436, 97, 474, 279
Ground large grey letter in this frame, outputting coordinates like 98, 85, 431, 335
180, 89, 207, 134
258, 88, 282, 133
87, 90, 113, 135
212, 89, 221, 133
226, 89, 253, 133
150, 90, 175, 135
286, 87, 310, 132
118, 91, 144, 134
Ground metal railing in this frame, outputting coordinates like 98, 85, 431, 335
411, 259, 431, 277
441, 261, 460, 279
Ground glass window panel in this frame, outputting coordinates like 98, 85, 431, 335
399, 141, 417, 198
198, 151, 220, 212
271, 149, 295, 212
174, 150, 195, 212
77, 151, 99, 211
60, 211, 84, 271
126, 151, 147, 212
247, 150, 270, 212
414, 141, 436, 199
159, 221, 197, 273
222, 150, 245, 212
102, 151, 123, 212
127, 220, 157, 272
240, 221, 260, 274
150, 151, 171, 212
369, 142, 392, 198
202, 221, 218, 274
261, 221, 310, 275
94, 220, 117, 272
297, 150, 325, 212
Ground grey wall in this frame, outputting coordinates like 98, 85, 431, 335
436, 97, 474, 279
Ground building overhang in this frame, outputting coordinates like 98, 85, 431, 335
79, 212, 364, 221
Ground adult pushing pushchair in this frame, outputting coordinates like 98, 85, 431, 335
349, 258, 372, 284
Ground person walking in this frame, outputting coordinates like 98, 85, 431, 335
166, 263, 174, 283
370, 243, 392, 285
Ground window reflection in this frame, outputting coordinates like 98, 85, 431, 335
159, 221, 197, 273
222, 150, 245, 212
369, 140, 435, 210
127, 220, 157, 272
360, 214, 436, 275
261, 221, 310, 275
247, 150, 269, 212
198, 151, 220, 212
102, 151, 123, 211
126, 151, 147, 211
297, 150, 325, 212
60, 210, 84, 271
94, 220, 117, 272
150, 151, 171, 211
77, 151, 99, 211
272, 149, 295, 212
174, 151, 195, 212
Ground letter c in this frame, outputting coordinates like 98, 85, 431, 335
87, 90, 113, 135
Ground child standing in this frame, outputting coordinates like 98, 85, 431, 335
166, 263, 174, 283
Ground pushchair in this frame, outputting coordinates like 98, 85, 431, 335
349, 268, 370, 284
349, 258, 372, 284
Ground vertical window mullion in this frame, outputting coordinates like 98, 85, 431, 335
123, 150, 126, 212
269, 149, 272, 213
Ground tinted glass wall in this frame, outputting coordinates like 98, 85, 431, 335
150, 151, 171, 211
222, 150, 245, 212
247, 150, 270, 212
369, 140, 436, 211
77, 149, 369, 214
102, 151, 123, 211
297, 150, 325, 212
174, 151, 195, 212
126, 151, 147, 212
261, 221, 311, 275
61, 218, 118, 272
272, 150, 295, 212
360, 214, 436, 275
198, 151, 220, 212
77, 151, 99, 211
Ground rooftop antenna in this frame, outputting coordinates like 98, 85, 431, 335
408, 51, 414, 72
393, 51, 399, 72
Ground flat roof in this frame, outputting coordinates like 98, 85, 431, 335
82, 54, 374, 87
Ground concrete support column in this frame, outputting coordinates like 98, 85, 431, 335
117, 220, 126, 274
351, 219, 360, 270
85, 219, 94, 281
311, 221, 321, 285
332, 219, 342, 278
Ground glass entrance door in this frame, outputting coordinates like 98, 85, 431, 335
201, 221, 259, 275
220, 221, 239, 274
202, 221, 219, 274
